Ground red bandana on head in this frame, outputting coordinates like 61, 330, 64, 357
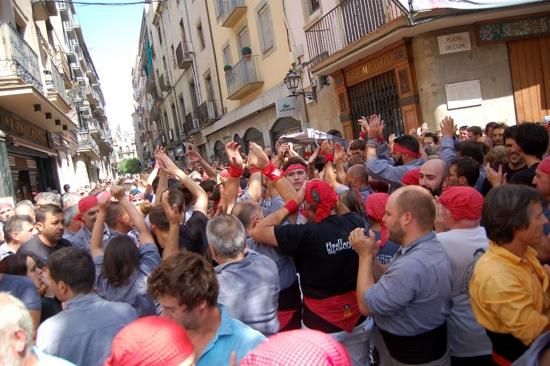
284, 164, 306, 176
304, 180, 338, 223
365, 193, 389, 247
393, 143, 420, 159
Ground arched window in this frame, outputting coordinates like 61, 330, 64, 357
242, 128, 264, 154
271, 117, 301, 147
213, 140, 228, 164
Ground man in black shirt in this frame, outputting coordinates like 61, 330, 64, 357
509, 123, 549, 187
19, 204, 72, 266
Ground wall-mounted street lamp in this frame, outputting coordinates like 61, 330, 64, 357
284, 69, 317, 102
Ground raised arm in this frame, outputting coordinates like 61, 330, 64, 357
187, 148, 217, 179
145, 163, 159, 195
158, 151, 208, 215
91, 192, 110, 257
111, 186, 155, 245
154, 146, 168, 205
221, 141, 243, 214
160, 190, 182, 259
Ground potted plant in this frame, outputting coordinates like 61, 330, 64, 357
241, 46, 252, 60
224, 64, 232, 72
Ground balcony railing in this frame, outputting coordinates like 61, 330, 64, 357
67, 86, 84, 106
198, 100, 218, 124
184, 111, 202, 134
219, 0, 247, 28
0, 21, 43, 91
225, 55, 263, 100
46, 61, 68, 102
77, 132, 100, 158
305, 0, 405, 66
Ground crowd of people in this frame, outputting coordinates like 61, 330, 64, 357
0, 115, 549, 366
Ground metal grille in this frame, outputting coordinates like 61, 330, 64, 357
348, 70, 404, 138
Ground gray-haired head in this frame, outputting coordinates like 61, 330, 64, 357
206, 214, 246, 258
35, 192, 61, 207
63, 205, 79, 227
0, 293, 34, 363
62, 192, 81, 210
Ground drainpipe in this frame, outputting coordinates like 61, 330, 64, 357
183, 0, 202, 105
204, 0, 225, 115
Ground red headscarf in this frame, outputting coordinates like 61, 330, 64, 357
365, 193, 389, 247
439, 186, 484, 221
78, 195, 98, 215
538, 156, 550, 175
304, 180, 338, 223
401, 168, 420, 186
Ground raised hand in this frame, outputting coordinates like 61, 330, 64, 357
97, 191, 111, 211
186, 149, 202, 164
247, 142, 270, 169
349, 228, 379, 257
225, 141, 243, 168
334, 142, 346, 164
440, 116, 457, 138
161, 190, 182, 226
307, 145, 321, 165
485, 163, 506, 187
358, 116, 369, 134
367, 114, 385, 139
320, 140, 334, 156
110, 186, 126, 201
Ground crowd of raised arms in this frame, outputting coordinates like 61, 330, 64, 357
0, 115, 549, 366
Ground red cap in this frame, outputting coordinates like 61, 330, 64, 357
538, 156, 550, 175
401, 168, 420, 186
365, 193, 389, 247
78, 195, 98, 215
439, 186, 484, 221
105, 316, 194, 366
240, 329, 351, 366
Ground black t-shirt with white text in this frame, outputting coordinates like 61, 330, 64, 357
274, 212, 364, 298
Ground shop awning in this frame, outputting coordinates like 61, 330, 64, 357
0, 84, 78, 132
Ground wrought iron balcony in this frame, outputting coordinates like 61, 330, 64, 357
305, 0, 405, 66
175, 41, 192, 70
67, 86, 84, 106
46, 61, 69, 103
225, 55, 263, 100
184, 111, 202, 134
88, 118, 100, 137
77, 132, 100, 160
0, 21, 43, 91
198, 100, 218, 124
219, 0, 247, 28
159, 73, 170, 92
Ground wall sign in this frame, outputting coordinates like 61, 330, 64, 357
276, 97, 298, 118
445, 80, 482, 110
438, 32, 471, 55
0, 108, 49, 147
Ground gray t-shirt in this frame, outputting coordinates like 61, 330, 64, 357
437, 227, 492, 357
0, 274, 41, 311
215, 249, 280, 335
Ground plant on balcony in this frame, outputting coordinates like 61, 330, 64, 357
241, 46, 252, 60
224, 64, 232, 72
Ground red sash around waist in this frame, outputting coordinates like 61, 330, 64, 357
303, 291, 361, 333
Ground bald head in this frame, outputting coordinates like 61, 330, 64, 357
392, 185, 436, 230
231, 200, 263, 232
419, 159, 449, 196
346, 164, 368, 188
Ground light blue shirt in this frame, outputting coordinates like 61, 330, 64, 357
36, 293, 137, 366
94, 243, 161, 317
33, 348, 76, 365
67, 226, 110, 251
197, 306, 266, 366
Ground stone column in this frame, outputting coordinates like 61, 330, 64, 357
0, 131, 15, 198
74, 154, 91, 189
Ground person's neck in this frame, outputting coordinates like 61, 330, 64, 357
370, 222, 381, 231
187, 306, 221, 356
524, 155, 540, 168
38, 234, 56, 247
24, 351, 38, 366
216, 251, 245, 266
112, 225, 130, 234
402, 229, 432, 247
6, 241, 22, 252
501, 239, 528, 259
509, 160, 527, 171
449, 220, 480, 230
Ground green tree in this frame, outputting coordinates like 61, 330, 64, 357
118, 158, 142, 175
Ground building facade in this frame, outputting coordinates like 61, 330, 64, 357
0, 0, 113, 202
303, 0, 550, 139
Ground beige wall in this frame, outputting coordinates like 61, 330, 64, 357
413, 27, 517, 131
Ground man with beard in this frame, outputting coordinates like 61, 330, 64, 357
349, 186, 452, 365
19, 204, 72, 267
364, 115, 424, 191
418, 159, 449, 196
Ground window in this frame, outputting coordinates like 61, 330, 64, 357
222, 45, 232, 66
179, 19, 186, 43
196, 22, 205, 50
171, 45, 176, 68
179, 95, 186, 120
157, 25, 162, 44
310, 0, 320, 13
205, 74, 214, 100
237, 26, 251, 53
257, 4, 274, 53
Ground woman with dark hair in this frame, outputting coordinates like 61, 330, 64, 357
90, 187, 162, 317
0, 252, 62, 322
339, 189, 365, 217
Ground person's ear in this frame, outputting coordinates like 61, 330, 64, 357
35, 221, 44, 233
458, 176, 468, 186
13, 328, 28, 353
